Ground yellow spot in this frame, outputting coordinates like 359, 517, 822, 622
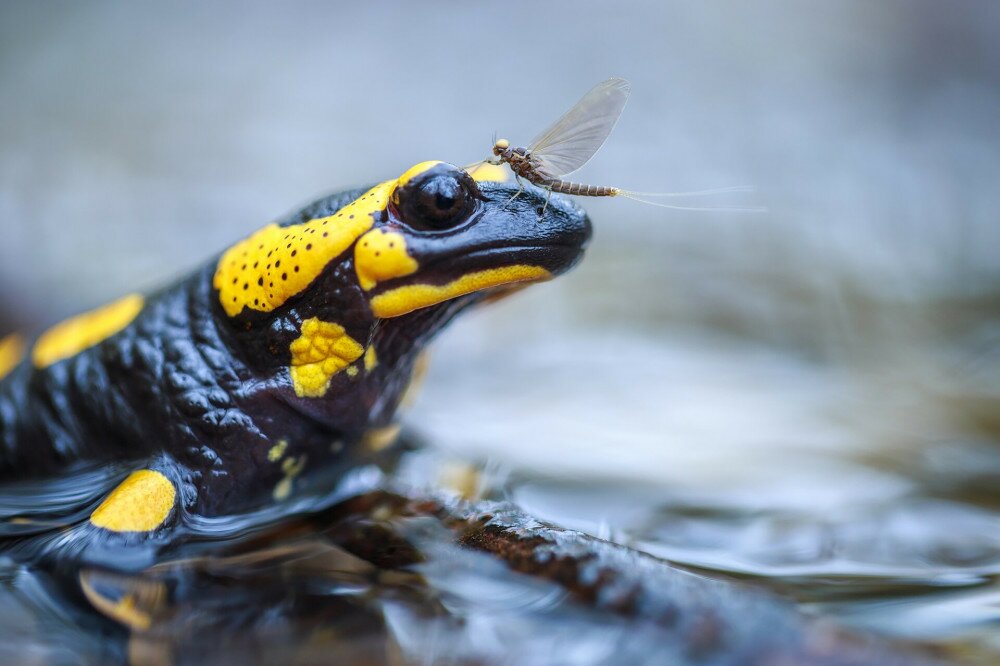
267, 439, 288, 462
213, 181, 393, 317
33, 294, 144, 369
288, 318, 364, 397
364, 345, 378, 372
354, 229, 419, 290
273, 455, 306, 501
345, 366, 358, 378
281, 456, 302, 475
90, 470, 176, 533
362, 423, 401, 452
0, 334, 26, 380
370, 265, 551, 318
467, 162, 509, 183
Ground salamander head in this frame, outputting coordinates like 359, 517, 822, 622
213, 160, 590, 428
361, 160, 589, 317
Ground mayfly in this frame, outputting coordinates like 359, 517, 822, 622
481, 77, 757, 211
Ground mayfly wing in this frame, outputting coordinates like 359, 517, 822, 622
526, 77, 631, 179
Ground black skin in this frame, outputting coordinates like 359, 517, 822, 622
0, 164, 591, 527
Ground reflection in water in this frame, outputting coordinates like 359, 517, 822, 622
0, 475, 939, 666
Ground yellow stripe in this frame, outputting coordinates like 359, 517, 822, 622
32, 294, 144, 368
370, 265, 550, 318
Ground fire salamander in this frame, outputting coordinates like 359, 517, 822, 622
0, 161, 590, 561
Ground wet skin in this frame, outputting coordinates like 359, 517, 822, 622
0, 161, 590, 550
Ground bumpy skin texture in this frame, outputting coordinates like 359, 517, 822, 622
0, 164, 590, 525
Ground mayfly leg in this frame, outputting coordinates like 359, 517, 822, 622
503, 174, 526, 209
540, 187, 553, 218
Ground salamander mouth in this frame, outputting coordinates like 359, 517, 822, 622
367, 243, 583, 319
434, 243, 584, 275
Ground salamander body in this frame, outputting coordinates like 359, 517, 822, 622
0, 161, 590, 548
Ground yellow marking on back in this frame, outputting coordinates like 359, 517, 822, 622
466, 162, 509, 183
354, 229, 418, 290
32, 294, 144, 369
267, 439, 288, 462
364, 345, 378, 372
288, 317, 364, 397
370, 265, 551, 318
213, 181, 395, 317
90, 470, 176, 533
0, 334, 26, 380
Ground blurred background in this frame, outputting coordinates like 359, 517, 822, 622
2, 0, 1000, 660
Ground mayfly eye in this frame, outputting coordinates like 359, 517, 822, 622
396, 166, 480, 231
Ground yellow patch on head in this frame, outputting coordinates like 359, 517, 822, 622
33, 294, 144, 369
213, 180, 395, 317
370, 265, 551, 318
288, 318, 364, 397
90, 470, 176, 533
395, 160, 444, 190
354, 229, 418, 291
0, 334, 26, 380
467, 162, 509, 183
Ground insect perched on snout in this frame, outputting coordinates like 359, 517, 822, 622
489, 78, 630, 203
480, 77, 760, 213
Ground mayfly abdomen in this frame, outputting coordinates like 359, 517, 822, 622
548, 181, 619, 197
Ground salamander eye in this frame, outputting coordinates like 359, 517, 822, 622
394, 165, 480, 231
